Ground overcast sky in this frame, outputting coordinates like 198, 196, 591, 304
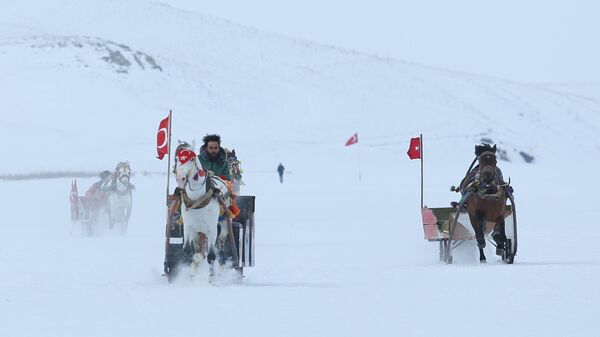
163, 0, 599, 83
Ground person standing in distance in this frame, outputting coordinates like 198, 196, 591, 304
277, 163, 285, 183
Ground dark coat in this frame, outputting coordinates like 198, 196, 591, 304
198, 145, 231, 180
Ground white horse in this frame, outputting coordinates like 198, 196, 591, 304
105, 161, 134, 233
174, 141, 231, 279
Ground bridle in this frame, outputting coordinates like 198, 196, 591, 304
227, 156, 242, 180
175, 150, 211, 193
118, 169, 130, 183
477, 152, 497, 182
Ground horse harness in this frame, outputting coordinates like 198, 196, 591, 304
180, 170, 229, 211
461, 151, 510, 201
102, 173, 133, 196
177, 169, 239, 266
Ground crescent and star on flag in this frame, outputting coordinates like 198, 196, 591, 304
176, 149, 196, 165
407, 137, 422, 160
156, 115, 170, 160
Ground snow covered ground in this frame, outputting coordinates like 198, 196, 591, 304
1, 1, 599, 336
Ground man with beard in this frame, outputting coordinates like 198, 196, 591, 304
198, 134, 231, 180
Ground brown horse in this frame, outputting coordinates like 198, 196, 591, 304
458, 144, 508, 263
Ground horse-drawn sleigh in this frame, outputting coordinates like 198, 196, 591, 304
70, 162, 134, 235
421, 144, 518, 264
162, 141, 255, 283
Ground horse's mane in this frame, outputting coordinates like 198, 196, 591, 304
475, 144, 496, 157
115, 161, 130, 170
174, 141, 194, 159
176, 141, 191, 152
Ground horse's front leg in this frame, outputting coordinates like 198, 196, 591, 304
493, 217, 507, 256
469, 212, 487, 263
215, 219, 230, 264
478, 217, 487, 263
191, 232, 208, 276
217, 219, 229, 248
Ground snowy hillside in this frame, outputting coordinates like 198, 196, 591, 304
2, 0, 600, 174
1, 1, 600, 337
539, 82, 600, 103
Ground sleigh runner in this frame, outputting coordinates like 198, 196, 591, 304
422, 198, 517, 264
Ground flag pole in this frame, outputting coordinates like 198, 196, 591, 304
420, 133, 423, 209
163, 110, 173, 278
165, 110, 172, 203
357, 140, 362, 181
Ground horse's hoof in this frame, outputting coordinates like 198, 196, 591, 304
480, 259, 487, 264
496, 246, 504, 256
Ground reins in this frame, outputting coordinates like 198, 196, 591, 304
180, 168, 219, 210
464, 156, 478, 179
459, 151, 510, 200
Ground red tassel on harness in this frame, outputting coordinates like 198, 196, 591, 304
192, 169, 206, 181
229, 204, 240, 218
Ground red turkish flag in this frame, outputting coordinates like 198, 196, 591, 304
345, 133, 358, 146
407, 137, 421, 160
156, 115, 170, 160
70, 179, 79, 222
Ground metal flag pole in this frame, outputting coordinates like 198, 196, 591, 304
420, 133, 424, 209
163, 110, 174, 279
165, 110, 173, 202
357, 139, 362, 181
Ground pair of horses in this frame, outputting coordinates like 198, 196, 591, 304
172, 141, 239, 280
73, 161, 134, 235
456, 144, 513, 263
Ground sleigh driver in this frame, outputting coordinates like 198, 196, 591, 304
199, 135, 234, 188
196, 134, 241, 214
82, 170, 112, 209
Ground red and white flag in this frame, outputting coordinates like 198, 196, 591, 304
70, 179, 78, 203
70, 179, 79, 222
345, 133, 358, 146
407, 137, 421, 160
156, 115, 170, 160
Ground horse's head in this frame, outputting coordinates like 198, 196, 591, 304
227, 149, 243, 181
115, 161, 131, 184
174, 140, 200, 189
476, 144, 497, 185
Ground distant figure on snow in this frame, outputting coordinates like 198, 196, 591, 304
277, 163, 285, 183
